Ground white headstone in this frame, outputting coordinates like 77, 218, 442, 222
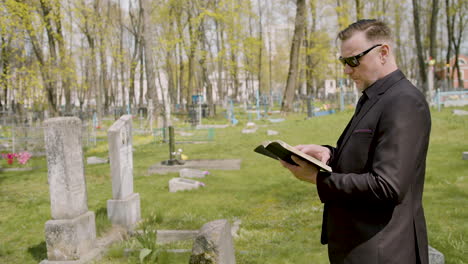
44, 117, 88, 219
169, 177, 205, 192
107, 115, 141, 230
108, 115, 134, 200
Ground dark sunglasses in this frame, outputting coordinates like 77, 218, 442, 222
339, 44, 382, 67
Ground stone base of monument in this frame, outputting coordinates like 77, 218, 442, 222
107, 193, 141, 231
43, 211, 96, 261
148, 159, 242, 175
189, 219, 236, 264
41, 225, 127, 264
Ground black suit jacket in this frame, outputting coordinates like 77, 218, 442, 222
316, 70, 431, 264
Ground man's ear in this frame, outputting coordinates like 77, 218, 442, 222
380, 44, 390, 64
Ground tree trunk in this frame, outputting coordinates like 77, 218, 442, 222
142, 0, 162, 126
411, 0, 428, 95
215, 17, 225, 106
257, 0, 263, 100
429, 0, 439, 60
445, 0, 454, 90
281, 0, 306, 112
355, 0, 363, 20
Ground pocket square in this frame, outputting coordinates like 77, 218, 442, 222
353, 128, 373, 133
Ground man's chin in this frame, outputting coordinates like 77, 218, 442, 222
353, 80, 365, 90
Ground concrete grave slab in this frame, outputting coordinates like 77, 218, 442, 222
169, 177, 205, 192
148, 159, 241, 175
453, 109, 468, 116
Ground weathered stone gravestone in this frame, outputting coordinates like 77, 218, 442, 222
169, 177, 205, 192
463, 152, 468, 160
107, 115, 141, 231
42, 117, 96, 262
429, 246, 445, 264
190, 219, 236, 264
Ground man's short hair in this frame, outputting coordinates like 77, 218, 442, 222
338, 19, 393, 43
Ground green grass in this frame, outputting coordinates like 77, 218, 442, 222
0, 106, 467, 264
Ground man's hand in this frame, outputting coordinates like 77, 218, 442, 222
294, 144, 331, 164
280, 156, 319, 184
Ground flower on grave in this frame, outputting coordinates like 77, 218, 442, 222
1, 152, 32, 165
2, 153, 17, 165
17, 152, 32, 165
203, 171, 210, 175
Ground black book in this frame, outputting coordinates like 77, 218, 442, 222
254, 140, 332, 172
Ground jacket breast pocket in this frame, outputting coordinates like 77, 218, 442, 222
341, 129, 374, 172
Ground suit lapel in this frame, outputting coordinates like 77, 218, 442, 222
334, 70, 405, 163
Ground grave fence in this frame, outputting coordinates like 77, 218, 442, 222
153, 127, 215, 143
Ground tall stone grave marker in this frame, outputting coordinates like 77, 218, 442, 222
107, 115, 141, 230
43, 117, 96, 261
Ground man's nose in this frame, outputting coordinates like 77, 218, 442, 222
343, 64, 353, 75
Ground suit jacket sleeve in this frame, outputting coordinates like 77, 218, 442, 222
316, 89, 431, 205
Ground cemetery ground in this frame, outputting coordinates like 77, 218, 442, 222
0, 106, 467, 264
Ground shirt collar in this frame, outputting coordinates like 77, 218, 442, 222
362, 69, 402, 99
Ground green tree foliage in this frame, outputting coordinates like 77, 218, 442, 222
0, 0, 464, 115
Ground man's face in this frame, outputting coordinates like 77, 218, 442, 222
340, 32, 382, 90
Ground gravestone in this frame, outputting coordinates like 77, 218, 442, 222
42, 117, 96, 262
107, 115, 141, 230
189, 219, 236, 264
462, 152, 468, 160
169, 177, 205, 192
429, 246, 445, 264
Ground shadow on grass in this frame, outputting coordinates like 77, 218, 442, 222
27, 241, 46, 262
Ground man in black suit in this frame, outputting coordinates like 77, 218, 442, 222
281, 19, 431, 264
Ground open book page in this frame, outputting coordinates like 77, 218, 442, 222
254, 140, 332, 172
